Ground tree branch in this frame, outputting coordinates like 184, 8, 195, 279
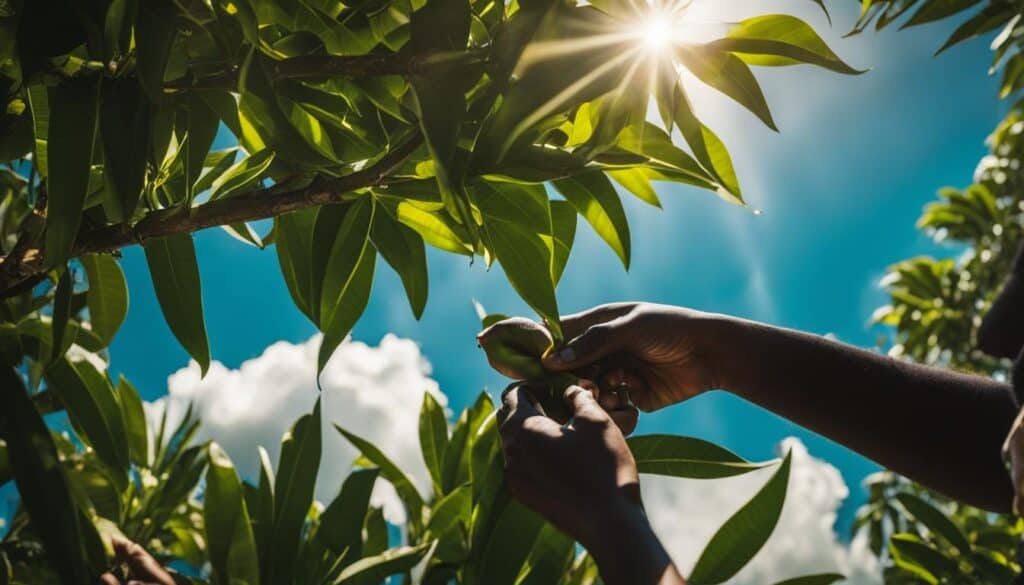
164, 49, 489, 92
0, 133, 424, 297
164, 53, 416, 92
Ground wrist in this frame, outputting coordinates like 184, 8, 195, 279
583, 498, 672, 585
692, 312, 754, 393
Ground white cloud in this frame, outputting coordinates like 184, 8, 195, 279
147, 334, 446, 524
642, 437, 882, 584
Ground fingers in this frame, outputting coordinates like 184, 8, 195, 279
111, 537, 174, 585
564, 384, 608, 423
543, 316, 630, 372
99, 574, 121, 585
560, 303, 635, 340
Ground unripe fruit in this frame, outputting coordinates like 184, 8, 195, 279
477, 317, 574, 422
477, 317, 553, 380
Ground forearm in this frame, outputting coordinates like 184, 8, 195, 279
718, 317, 1017, 512
585, 501, 686, 585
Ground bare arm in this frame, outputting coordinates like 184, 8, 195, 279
723, 318, 1017, 512
534, 303, 1018, 512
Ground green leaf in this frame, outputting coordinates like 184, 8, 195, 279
100, 78, 149, 222
771, 573, 845, 585
426, 484, 472, 562
205, 442, 262, 585
116, 375, 149, 467
671, 83, 743, 203
479, 500, 546, 585
45, 356, 130, 490
0, 440, 7, 486
889, 533, 957, 583
249, 446, 276, 563
268, 401, 323, 584
363, 506, 389, 557
553, 170, 631, 269
515, 522, 576, 585
334, 543, 432, 585
903, 0, 982, 29
629, 435, 776, 479
675, 45, 777, 131
316, 199, 377, 373
194, 147, 241, 195
709, 15, 864, 75
936, 3, 1016, 54
894, 493, 971, 554
182, 94, 222, 202
0, 368, 104, 582
688, 451, 792, 585
389, 201, 474, 255
49, 267, 72, 365
45, 77, 100, 266
548, 200, 577, 285
275, 207, 318, 321
209, 149, 275, 201
318, 468, 380, 560
607, 168, 662, 208
134, 0, 178, 100
419, 392, 449, 495
143, 233, 211, 375
442, 409, 471, 493
27, 84, 50, 177
81, 253, 128, 347
336, 425, 426, 532
472, 181, 562, 340
372, 206, 429, 319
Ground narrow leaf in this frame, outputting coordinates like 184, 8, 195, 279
688, 451, 793, 584
143, 233, 211, 374
81, 253, 128, 347
205, 442, 262, 585
45, 77, 100, 266
419, 392, 449, 495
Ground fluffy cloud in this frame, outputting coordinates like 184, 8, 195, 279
147, 334, 445, 523
642, 437, 882, 584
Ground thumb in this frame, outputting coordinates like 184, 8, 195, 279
542, 319, 626, 372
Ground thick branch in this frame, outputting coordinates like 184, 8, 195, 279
0, 134, 423, 296
165, 53, 417, 92
165, 49, 488, 91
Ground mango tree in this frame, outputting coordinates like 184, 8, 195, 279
0, 0, 863, 582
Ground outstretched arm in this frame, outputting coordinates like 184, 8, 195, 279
723, 317, 1016, 511
532, 303, 1017, 512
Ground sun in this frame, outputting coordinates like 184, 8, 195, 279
638, 16, 674, 52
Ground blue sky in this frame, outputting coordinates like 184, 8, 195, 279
107, 2, 1006, 536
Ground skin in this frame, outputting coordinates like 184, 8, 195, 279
497, 381, 686, 585
98, 537, 176, 585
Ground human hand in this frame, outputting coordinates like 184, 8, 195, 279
99, 537, 176, 585
497, 381, 683, 585
541, 303, 730, 412
478, 317, 639, 434
497, 381, 643, 549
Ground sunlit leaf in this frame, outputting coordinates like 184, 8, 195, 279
688, 451, 792, 584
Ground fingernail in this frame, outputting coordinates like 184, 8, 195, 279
555, 346, 575, 363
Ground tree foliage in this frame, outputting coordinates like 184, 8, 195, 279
0, 0, 864, 582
